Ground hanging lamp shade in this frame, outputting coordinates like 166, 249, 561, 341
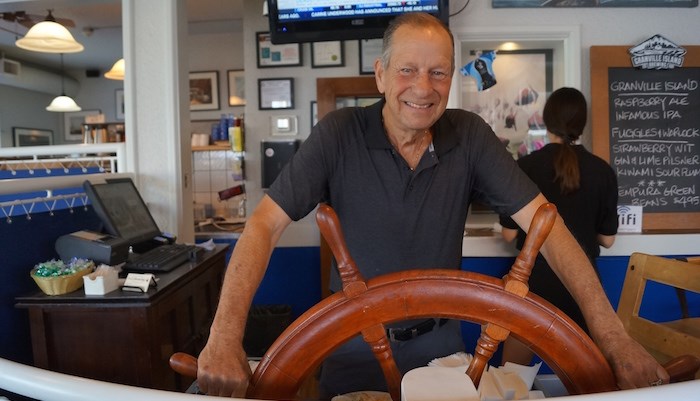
16, 20, 84, 53
46, 95, 82, 112
104, 58, 125, 80
46, 53, 82, 112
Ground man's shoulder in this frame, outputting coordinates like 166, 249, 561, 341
317, 107, 368, 135
443, 108, 484, 122
440, 108, 491, 138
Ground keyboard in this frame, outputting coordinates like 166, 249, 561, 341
123, 243, 197, 273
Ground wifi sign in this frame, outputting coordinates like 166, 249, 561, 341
617, 205, 643, 233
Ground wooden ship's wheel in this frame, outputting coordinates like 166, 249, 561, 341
171, 203, 622, 400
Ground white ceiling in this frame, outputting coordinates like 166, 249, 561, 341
0, 0, 244, 73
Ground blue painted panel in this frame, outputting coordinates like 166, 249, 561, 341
0, 208, 103, 364
202, 237, 322, 320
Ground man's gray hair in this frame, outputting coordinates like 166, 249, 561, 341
380, 12, 455, 73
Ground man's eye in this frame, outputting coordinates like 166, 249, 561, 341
432, 71, 448, 80
399, 68, 414, 75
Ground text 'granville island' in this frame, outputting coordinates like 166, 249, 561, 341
609, 79, 699, 92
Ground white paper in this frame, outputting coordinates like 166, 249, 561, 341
122, 273, 155, 293
402, 366, 479, 401
617, 205, 643, 233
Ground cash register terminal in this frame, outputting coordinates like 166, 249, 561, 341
57, 178, 197, 273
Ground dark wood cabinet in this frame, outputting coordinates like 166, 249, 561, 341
15, 245, 228, 392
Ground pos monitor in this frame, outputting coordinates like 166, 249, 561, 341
83, 178, 162, 247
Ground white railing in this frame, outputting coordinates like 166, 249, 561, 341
0, 143, 128, 218
0, 143, 126, 178
0, 357, 233, 401
0, 357, 697, 401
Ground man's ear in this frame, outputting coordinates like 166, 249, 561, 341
374, 58, 385, 94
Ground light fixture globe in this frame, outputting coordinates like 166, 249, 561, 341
46, 95, 82, 112
16, 21, 84, 53
104, 58, 125, 80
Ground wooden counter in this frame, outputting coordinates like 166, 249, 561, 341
15, 244, 228, 392
461, 213, 700, 257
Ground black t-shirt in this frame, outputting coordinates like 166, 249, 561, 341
268, 99, 540, 291
500, 143, 618, 263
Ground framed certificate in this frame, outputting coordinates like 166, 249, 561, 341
359, 38, 382, 75
258, 78, 294, 110
256, 32, 302, 68
311, 41, 345, 68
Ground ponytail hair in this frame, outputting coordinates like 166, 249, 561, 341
543, 87, 587, 194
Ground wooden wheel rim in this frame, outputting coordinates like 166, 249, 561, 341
248, 268, 617, 399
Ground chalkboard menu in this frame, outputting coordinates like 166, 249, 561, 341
591, 46, 700, 232
608, 67, 700, 213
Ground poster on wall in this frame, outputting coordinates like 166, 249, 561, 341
493, 0, 697, 7
461, 49, 552, 160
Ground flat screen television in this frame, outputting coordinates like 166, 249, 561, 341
83, 178, 162, 247
268, 0, 450, 44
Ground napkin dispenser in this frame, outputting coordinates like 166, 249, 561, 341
55, 230, 129, 265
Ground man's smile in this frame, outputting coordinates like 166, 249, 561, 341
404, 101, 433, 109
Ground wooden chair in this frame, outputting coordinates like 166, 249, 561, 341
170, 206, 697, 400
617, 252, 700, 379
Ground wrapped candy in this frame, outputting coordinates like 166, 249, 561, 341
31, 258, 95, 295
33, 258, 93, 277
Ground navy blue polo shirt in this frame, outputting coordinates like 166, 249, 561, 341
268, 99, 538, 291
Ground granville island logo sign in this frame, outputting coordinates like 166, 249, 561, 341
628, 35, 686, 70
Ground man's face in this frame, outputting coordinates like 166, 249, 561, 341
375, 24, 453, 133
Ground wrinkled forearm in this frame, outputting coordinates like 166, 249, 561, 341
539, 217, 627, 350
197, 196, 292, 396
209, 199, 291, 343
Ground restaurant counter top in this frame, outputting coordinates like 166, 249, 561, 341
191, 213, 699, 257
462, 213, 700, 257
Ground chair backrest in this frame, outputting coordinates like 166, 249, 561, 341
617, 252, 700, 368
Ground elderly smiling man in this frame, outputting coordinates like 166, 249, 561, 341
196, 12, 667, 400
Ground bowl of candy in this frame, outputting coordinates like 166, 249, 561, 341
30, 258, 95, 296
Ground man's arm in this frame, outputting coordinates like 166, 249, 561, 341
197, 195, 292, 397
511, 194, 668, 389
598, 233, 616, 248
501, 227, 518, 243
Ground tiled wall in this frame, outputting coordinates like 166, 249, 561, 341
192, 149, 244, 220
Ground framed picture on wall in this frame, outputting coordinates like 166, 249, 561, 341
258, 78, 294, 110
115, 89, 125, 120
311, 41, 344, 68
310, 100, 318, 129
461, 49, 553, 160
227, 69, 246, 106
64, 109, 102, 141
493, 0, 698, 7
189, 71, 220, 111
359, 38, 382, 75
13, 127, 53, 147
256, 32, 302, 68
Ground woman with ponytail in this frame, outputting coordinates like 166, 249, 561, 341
499, 87, 619, 365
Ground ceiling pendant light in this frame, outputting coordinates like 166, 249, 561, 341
46, 95, 82, 112
104, 58, 125, 80
15, 10, 84, 54
46, 53, 81, 112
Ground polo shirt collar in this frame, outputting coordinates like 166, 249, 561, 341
364, 98, 459, 158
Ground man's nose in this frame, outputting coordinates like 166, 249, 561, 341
412, 72, 433, 91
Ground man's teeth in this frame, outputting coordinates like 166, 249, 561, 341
406, 101, 430, 109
